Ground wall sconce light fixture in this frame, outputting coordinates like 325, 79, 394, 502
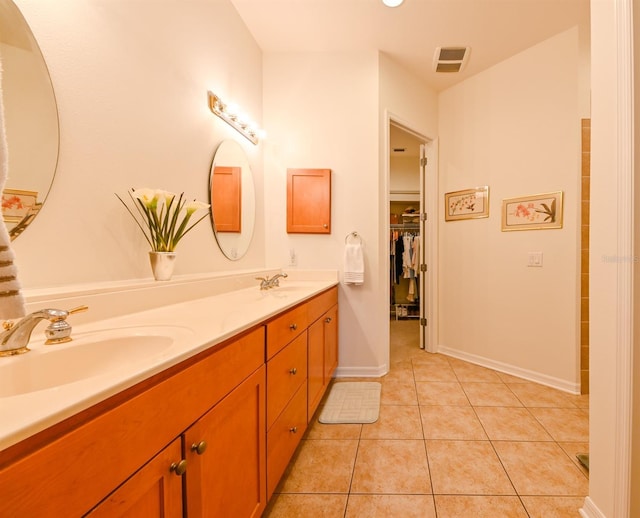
208, 91, 261, 145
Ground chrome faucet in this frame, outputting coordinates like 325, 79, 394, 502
255, 272, 288, 290
0, 305, 89, 357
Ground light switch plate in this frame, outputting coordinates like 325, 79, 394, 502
527, 252, 543, 267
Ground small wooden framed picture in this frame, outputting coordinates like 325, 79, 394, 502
444, 186, 489, 221
501, 191, 563, 231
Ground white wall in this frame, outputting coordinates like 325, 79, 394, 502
263, 51, 384, 373
438, 27, 583, 391
263, 51, 437, 375
11, 0, 265, 289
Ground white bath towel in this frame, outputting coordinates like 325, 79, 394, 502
344, 243, 364, 285
0, 58, 26, 318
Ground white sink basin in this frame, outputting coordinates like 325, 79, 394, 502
0, 325, 193, 398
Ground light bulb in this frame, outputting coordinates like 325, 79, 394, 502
382, 0, 404, 6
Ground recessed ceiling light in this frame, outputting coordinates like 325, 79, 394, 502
382, 0, 404, 7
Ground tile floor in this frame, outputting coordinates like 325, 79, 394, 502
263, 320, 589, 517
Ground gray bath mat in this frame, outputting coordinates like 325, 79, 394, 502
318, 382, 381, 424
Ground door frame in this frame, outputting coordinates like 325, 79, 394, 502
385, 113, 438, 354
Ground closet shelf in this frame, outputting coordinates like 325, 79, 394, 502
390, 223, 420, 230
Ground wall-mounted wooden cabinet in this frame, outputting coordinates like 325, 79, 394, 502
286, 168, 331, 234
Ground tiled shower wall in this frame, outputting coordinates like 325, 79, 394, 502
581, 119, 590, 394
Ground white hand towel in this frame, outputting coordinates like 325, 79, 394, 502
0, 58, 26, 318
344, 243, 364, 285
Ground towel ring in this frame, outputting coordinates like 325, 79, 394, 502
345, 231, 362, 244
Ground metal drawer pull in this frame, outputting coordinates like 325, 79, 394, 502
289, 426, 298, 434
289, 323, 298, 331
289, 367, 297, 375
191, 441, 208, 455
170, 459, 187, 476
325, 317, 332, 323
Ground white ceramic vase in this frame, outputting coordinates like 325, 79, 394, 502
149, 251, 176, 281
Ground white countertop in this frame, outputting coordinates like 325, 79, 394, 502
0, 278, 337, 452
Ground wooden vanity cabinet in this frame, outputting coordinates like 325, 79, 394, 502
265, 286, 339, 496
0, 327, 266, 518
307, 287, 339, 420
0, 286, 339, 517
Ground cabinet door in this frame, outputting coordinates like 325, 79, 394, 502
184, 366, 266, 518
286, 168, 331, 234
324, 304, 339, 381
85, 438, 183, 517
307, 317, 325, 420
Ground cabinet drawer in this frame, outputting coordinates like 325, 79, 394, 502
307, 286, 338, 323
267, 333, 307, 430
266, 381, 307, 498
266, 303, 308, 359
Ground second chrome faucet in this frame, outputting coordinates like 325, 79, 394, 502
256, 272, 288, 290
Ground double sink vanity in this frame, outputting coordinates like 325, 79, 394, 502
0, 270, 339, 517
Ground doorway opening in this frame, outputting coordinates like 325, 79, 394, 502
387, 119, 437, 356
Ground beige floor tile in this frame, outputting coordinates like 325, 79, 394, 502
345, 494, 436, 518
449, 361, 503, 382
420, 406, 487, 440
493, 441, 588, 496
279, 439, 359, 493
529, 408, 589, 442
411, 352, 451, 366
474, 406, 553, 441
412, 362, 458, 382
461, 382, 523, 406
380, 378, 419, 405
351, 439, 431, 494
520, 496, 586, 518
415, 381, 469, 406
305, 418, 362, 440
384, 359, 414, 377
264, 494, 348, 517
558, 441, 590, 477
361, 405, 423, 439
434, 495, 528, 518
507, 383, 579, 408
426, 440, 515, 495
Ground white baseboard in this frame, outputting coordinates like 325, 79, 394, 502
579, 497, 606, 518
437, 345, 581, 395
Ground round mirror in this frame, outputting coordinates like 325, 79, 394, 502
209, 140, 255, 260
0, 0, 59, 240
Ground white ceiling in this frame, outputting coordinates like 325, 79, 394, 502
230, 0, 589, 92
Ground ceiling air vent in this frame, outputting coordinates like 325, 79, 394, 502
433, 46, 471, 73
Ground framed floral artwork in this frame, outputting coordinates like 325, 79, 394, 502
501, 191, 563, 231
444, 186, 489, 221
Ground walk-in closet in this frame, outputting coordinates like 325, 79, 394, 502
388, 123, 424, 348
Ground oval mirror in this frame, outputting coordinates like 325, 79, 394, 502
209, 140, 255, 260
0, 0, 59, 240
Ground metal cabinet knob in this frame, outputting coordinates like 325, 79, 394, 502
170, 459, 187, 476
289, 367, 297, 375
289, 323, 298, 331
289, 426, 298, 434
191, 441, 208, 455
325, 317, 332, 323
323, 224, 328, 229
